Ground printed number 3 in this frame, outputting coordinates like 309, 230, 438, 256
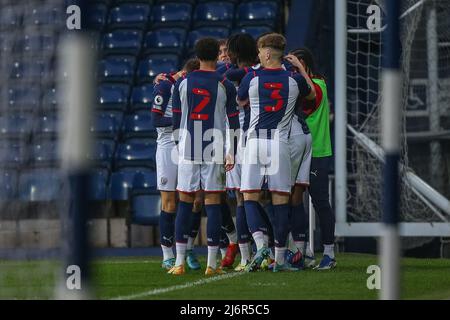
191, 88, 210, 120
264, 83, 283, 112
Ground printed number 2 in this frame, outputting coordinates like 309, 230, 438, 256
191, 88, 210, 120
264, 82, 283, 112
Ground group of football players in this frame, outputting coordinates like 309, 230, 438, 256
151, 32, 336, 276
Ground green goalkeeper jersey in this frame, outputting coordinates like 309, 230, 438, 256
305, 78, 333, 158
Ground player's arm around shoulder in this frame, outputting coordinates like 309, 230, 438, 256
224, 66, 246, 83
224, 79, 240, 132
171, 77, 185, 142
236, 72, 254, 108
285, 54, 316, 101
151, 80, 174, 128
223, 78, 239, 172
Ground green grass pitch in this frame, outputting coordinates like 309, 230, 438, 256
1, 253, 449, 300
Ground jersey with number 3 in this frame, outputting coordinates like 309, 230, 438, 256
172, 70, 239, 161
237, 68, 311, 142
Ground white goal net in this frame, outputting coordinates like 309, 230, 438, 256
341, 0, 450, 245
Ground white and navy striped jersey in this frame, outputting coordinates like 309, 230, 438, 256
172, 70, 240, 162
237, 68, 311, 142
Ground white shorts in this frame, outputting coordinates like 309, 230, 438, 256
156, 143, 178, 191
289, 132, 312, 186
226, 162, 241, 190
240, 138, 292, 194
225, 138, 245, 190
177, 159, 226, 193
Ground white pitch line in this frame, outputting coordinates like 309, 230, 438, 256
101, 260, 160, 265
110, 272, 245, 300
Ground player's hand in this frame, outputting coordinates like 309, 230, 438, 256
237, 98, 249, 108
225, 154, 235, 172
153, 73, 168, 84
284, 54, 306, 73
172, 70, 186, 81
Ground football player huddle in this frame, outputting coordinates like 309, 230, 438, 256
151, 32, 336, 276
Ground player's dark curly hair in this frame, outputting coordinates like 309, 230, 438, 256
195, 37, 220, 62
290, 47, 325, 80
227, 33, 258, 66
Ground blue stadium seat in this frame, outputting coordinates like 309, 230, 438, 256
236, 1, 279, 27
0, 114, 33, 139
91, 111, 123, 139
122, 111, 157, 138
232, 25, 273, 39
17, 33, 56, 54
8, 86, 40, 110
42, 87, 58, 111
131, 84, 155, 110
102, 29, 143, 55
18, 168, 61, 202
115, 138, 157, 169
0, 170, 17, 200
151, 3, 192, 29
0, 141, 26, 168
143, 28, 186, 55
28, 6, 63, 26
88, 3, 108, 29
186, 27, 230, 51
9, 60, 47, 81
130, 190, 161, 225
98, 55, 136, 83
155, 0, 196, 5
0, 33, 12, 55
109, 167, 157, 200
89, 168, 109, 200
89, 31, 102, 51
97, 83, 130, 110
137, 54, 179, 83
87, 139, 116, 169
198, 0, 239, 2
108, 3, 151, 29
35, 114, 58, 138
31, 139, 59, 166
0, 6, 22, 30
194, 1, 235, 28
93, 0, 113, 5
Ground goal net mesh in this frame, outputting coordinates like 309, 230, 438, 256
346, 0, 450, 247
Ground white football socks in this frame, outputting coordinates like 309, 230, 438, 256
175, 242, 187, 267
287, 232, 299, 253
208, 246, 219, 269
161, 245, 174, 261
295, 241, 305, 255
239, 242, 250, 265
227, 230, 238, 244
220, 248, 227, 259
187, 237, 195, 251
323, 244, 335, 259
263, 233, 269, 248
274, 247, 286, 265
252, 231, 265, 251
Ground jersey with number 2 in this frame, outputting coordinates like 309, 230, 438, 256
172, 70, 239, 161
